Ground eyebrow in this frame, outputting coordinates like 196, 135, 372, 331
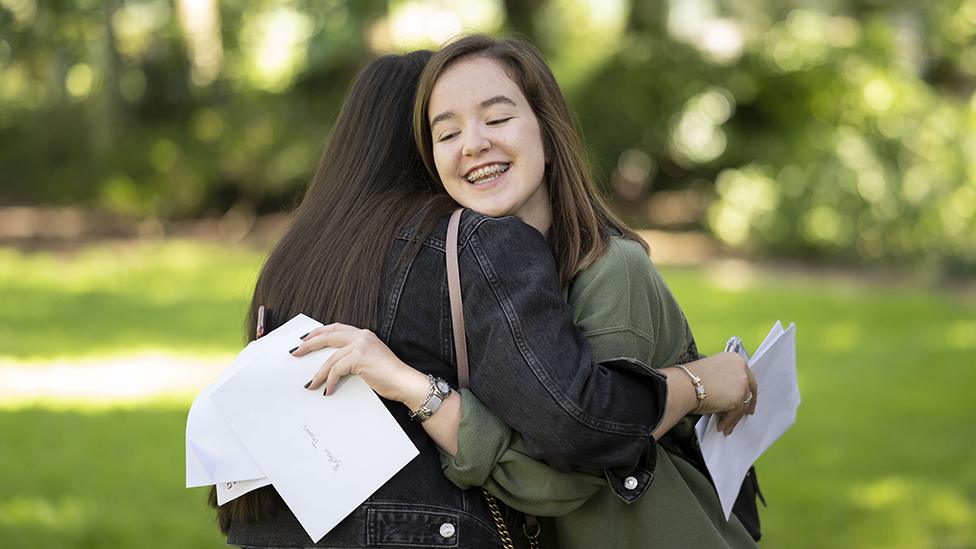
430, 110, 455, 129
429, 95, 518, 129
480, 95, 517, 109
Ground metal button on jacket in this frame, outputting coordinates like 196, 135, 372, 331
623, 476, 639, 490
439, 522, 456, 538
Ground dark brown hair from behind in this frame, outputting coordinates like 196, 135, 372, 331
208, 50, 456, 534
413, 34, 647, 287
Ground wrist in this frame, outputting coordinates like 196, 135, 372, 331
398, 368, 431, 408
407, 374, 452, 422
676, 364, 707, 414
664, 366, 702, 416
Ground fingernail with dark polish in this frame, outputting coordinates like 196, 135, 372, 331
300, 332, 309, 340
304, 380, 312, 389
323, 387, 329, 396
289, 346, 299, 354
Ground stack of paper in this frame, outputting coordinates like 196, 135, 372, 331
185, 314, 419, 542
695, 321, 800, 519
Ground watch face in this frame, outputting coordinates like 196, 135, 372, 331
435, 379, 450, 394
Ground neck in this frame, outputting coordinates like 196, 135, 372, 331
520, 206, 552, 239
517, 181, 553, 238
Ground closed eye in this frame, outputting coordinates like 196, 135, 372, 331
436, 131, 459, 143
487, 117, 513, 126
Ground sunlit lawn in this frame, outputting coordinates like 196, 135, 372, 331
1, 240, 974, 548
0, 242, 260, 362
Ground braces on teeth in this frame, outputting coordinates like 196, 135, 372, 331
466, 164, 509, 183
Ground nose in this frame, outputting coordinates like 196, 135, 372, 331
461, 126, 490, 157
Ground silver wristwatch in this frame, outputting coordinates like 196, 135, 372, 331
409, 375, 452, 422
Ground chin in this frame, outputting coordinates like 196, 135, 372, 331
477, 203, 515, 218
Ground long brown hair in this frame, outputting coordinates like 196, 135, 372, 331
413, 34, 647, 287
208, 50, 456, 533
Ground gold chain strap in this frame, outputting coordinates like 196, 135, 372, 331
482, 489, 541, 549
482, 489, 516, 549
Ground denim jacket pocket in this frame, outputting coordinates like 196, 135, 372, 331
366, 506, 463, 548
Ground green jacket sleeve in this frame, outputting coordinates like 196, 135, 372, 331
440, 389, 603, 517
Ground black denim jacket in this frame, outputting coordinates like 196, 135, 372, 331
383, 211, 667, 495
227, 211, 667, 548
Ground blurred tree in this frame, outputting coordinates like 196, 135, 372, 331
570, 0, 976, 272
0, 0, 373, 217
0, 0, 973, 272
501, 0, 546, 43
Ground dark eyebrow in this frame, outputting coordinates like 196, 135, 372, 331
481, 95, 517, 109
430, 110, 455, 129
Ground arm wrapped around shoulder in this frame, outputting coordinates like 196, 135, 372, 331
440, 389, 604, 517
458, 215, 667, 471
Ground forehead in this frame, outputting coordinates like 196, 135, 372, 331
429, 57, 526, 112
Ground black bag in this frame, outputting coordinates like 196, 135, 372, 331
732, 466, 766, 541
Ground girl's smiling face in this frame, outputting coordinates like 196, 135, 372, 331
427, 57, 551, 234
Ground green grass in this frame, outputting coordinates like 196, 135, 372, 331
0, 242, 974, 548
0, 402, 224, 549
0, 241, 261, 362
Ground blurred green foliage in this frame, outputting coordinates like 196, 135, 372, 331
571, 1, 976, 273
2, 0, 975, 270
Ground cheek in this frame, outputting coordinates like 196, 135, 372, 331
432, 147, 455, 186
512, 120, 547, 166
521, 128, 547, 177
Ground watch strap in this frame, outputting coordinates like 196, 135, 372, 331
409, 375, 451, 422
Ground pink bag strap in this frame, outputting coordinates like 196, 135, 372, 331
446, 208, 542, 546
446, 208, 470, 389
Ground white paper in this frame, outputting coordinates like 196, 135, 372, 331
185, 316, 320, 488
185, 342, 264, 487
216, 477, 272, 505
209, 315, 419, 543
750, 321, 787, 365
696, 321, 800, 519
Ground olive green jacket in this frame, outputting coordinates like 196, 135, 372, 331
441, 237, 757, 549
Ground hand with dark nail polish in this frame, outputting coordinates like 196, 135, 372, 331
304, 380, 312, 389
300, 332, 310, 340
289, 346, 299, 354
